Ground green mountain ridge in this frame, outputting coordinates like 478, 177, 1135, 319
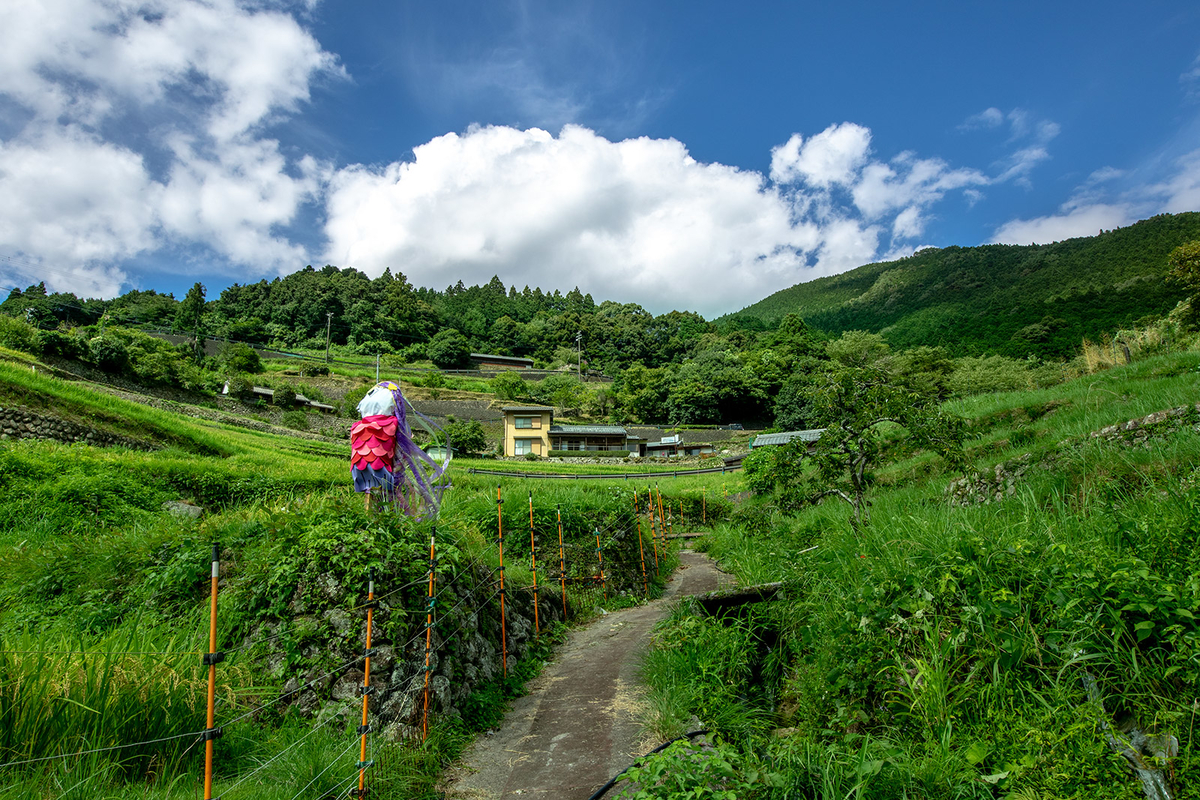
724, 212, 1200, 358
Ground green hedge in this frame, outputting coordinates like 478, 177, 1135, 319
548, 450, 630, 458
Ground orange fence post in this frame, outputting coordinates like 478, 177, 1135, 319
202, 544, 222, 800
356, 568, 376, 793
528, 491, 540, 636
633, 491, 648, 596
422, 532, 437, 739
497, 486, 507, 677
595, 528, 606, 601
556, 505, 567, 619
646, 487, 660, 574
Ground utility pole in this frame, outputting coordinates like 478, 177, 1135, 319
325, 312, 333, 363
575, 331, 582, 380
375, 353, 380, 382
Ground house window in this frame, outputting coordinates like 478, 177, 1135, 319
514, 438, 539, 455
514, 416, 540, 429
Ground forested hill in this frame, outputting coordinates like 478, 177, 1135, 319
723, 212, 1200, 358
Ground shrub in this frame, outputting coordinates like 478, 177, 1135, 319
273, 385, 298, 408
422, 371, 446, 389
281, 410, 309, 430
443, 419, 487, 455
131, 350, 177, 384
227, 374, 255, 400
352, 339, 394, 356
88, 335, 129, 373
491, 371, 528, 401
299, 364, 329, 377
38, 328, 84, 358
219, 342, 263, 374
0, 315, 44, 355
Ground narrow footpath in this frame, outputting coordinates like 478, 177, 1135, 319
442, 548, 734, 800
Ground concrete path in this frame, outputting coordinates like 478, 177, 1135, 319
441, 549, 733, 800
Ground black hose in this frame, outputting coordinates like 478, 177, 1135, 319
586, 729, 710, 800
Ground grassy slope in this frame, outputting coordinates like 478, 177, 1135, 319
724, 212, 1200, 357
0, 362, 736, 798
635, 349, 1200, 798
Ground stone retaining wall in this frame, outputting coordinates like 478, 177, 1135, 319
0, 406, 152, 450
946, 403, 1200, 506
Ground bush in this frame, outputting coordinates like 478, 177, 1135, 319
273, 385, 298, 408
88, 335, 129, 373
490, 371, 528, 401
0, 315, 44, 355
443, 419, 487, 456
130, 350, 177, 384
219, 342, 263, 374
352, 339, 394, 356
38, 328, 84, 358
947, 355, 1030, 396
299, 364, 329, 377
281, 410, 309, 430
227, 374, 255, 400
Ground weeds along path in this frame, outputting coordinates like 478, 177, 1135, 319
442, 548, 733, 800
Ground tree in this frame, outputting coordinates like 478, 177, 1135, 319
273, 384, 299, 408
490, 371, 529, 401
1167, 241, 1200, 328
534, 374, 586, 411
753, 364, 965, 531
175, 282, 207, 361
219, 342, 263, 374
825, 330, 889, 367
804, 365, 965, 530
1166, 240, 1200, 291
444, 418, 487, 456
89, 335, 129, 373
426, 328, 471, 368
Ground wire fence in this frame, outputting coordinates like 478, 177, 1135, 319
0, 485, 708, 797
466, 464, 742, 480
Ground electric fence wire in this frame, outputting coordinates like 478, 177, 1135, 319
417, 584, 506, 659
383, 576, 504, 667
331, 767, 366, 800
0, 730, 203, 770
217, 652, 366, 730
286, 735, 363, 800
0, 648, 206, 657
216, 696, 360, 798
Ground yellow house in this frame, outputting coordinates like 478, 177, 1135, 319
501, 406, 553, 456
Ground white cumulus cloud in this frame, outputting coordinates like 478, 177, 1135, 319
324, 121, 1004, 316
770, 123, 872, 187
0, 0, 339, 295
326, 125, 829, 317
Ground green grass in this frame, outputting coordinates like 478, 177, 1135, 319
633, 350, 1200, 798
0, 362, 713, 797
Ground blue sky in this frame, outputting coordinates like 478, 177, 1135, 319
1, 0, 1198, 317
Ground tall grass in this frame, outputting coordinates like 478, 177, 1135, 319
638, 351, 1200, 798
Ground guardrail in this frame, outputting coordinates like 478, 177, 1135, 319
466, 464, 742, 480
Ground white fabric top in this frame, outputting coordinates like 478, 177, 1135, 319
357, 386, 397, 417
